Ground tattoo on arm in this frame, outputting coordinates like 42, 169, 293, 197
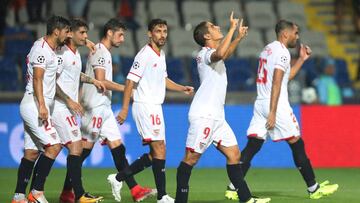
80, 72, 94, 84
56, 84, 70, 102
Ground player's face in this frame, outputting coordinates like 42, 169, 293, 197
72, 26, 88, 47
110, 29, 125, 48
57, 27, 71, 46
148, 24, 167, 47
206, 22, 223, 41
287, 25, 299, 48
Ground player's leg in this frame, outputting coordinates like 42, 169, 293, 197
12, 148, 39, 203
176, 117, 215, 203
216, 121, 270, 203
148, 140, 173, 202
226, 104, 267, 201
175, 149, 201, 203
103, 108, 155, 202
287, 137, 338, 199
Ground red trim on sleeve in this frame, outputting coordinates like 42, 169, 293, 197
247, 134, 258, 138
217, 140, 222, 148
82, 138, 88, 141
63, 141, 72, 146
186, 147, 195, 152
129, 72, 142, 78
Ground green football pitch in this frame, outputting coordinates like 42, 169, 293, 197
1, 168, 358, 202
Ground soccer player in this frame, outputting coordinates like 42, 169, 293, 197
80, 18, 155, 202
53, 19, 105, 203
112, 18, 194, 203
174, 12, 271, 203
12, 16, 70, 203
224, 20, 339, 201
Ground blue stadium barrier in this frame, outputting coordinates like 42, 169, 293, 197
0, 104, 300, 168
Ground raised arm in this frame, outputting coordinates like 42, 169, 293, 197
223, 19, 248, 60
166, 77, 194, 95
210, 12, 238, 62
289, 44, 311, 80
116, 79, 134, 124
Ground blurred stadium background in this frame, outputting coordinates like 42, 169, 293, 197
0, 0, 359, 202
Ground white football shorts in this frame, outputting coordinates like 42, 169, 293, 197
247, 99, 300, 141
186, 116, 238, 154
81, 105, 121, 144
132, 102, 165, 144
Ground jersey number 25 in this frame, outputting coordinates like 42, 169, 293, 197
256, 58, 267, 84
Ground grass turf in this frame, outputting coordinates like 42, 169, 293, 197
1, 168, 358, 202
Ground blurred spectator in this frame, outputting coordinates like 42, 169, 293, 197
26, 0, 52, 23
0, 0, 11, 55
315, 57, 342, 105
353, 0, 360, 34
112, 55, 125, 104
116, 0, 139, 30
67, 0, 89, 20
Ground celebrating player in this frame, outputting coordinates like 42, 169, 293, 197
174, 12, 270, 203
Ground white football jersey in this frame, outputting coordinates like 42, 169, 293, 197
25, 37, 58, 101
127, 44, 167, 105
82, 43, 112, 108
54, 45, 82, 111
256, 41, 291, 102
188, 47, 227, 120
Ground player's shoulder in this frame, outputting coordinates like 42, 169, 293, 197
31, 38, 52, 53
91, 43, 110, 58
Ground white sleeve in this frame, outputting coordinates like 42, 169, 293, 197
29, 50, 47, 69
126, 53, 147, 83
89, 49, 106, 70
56, 55, 64, 74
204, 49, 216, 65
274, 50, 290, 71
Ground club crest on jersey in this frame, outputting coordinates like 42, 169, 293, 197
72, 129, 78, 137
50, 132, 57, 140
98, 57, 105, 65
133, 61, 140, 69
37, 55, 45, 64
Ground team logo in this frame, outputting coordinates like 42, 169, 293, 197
280, 55, 288, 64
72, 129, 78, 137
98, 57, 105, 65
132, 61, 140, 69
37, 55, 45, 64
57, 57, 63, 66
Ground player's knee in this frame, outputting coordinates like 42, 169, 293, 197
227, 150, 241, 164
150, 141, 166, 159
44, 143, 62, 159
24, 149, 39, 161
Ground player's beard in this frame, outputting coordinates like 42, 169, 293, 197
154, 38, 166, 48
288, 39, 297, 48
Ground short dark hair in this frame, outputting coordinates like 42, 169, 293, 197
275, 19, 296, 38
193, 21, 209, 47
102, 18, 127, 38
46, 15, 70, 35
70, 18, 88, 32
148, 19, 167, 31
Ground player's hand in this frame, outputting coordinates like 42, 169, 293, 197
66, 99, 84, 116
229, 11, 239, 30
93, 79, 106, 93
85, 39, 96, 53
38, 104, 49, 121
236, 19, 248, 40
116, 109, 128, 125
183, 86, 194, 95
299, 44, 311, 61
266, 112, 276, 130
